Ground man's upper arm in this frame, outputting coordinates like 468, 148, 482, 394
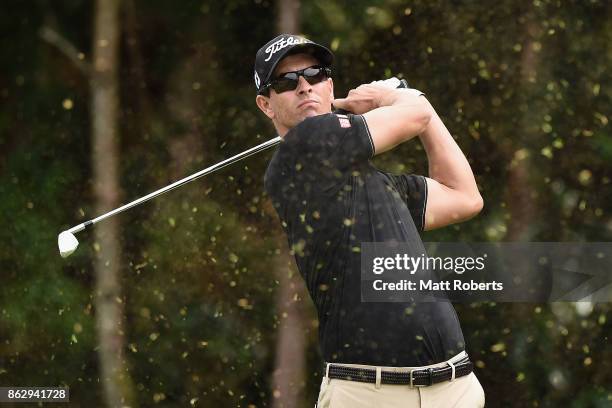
423, 177, 484, 231
362, 91, 430, 155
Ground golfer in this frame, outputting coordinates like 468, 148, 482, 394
255, 34, 485, 407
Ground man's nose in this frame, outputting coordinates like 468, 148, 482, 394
296, 76, 312, 94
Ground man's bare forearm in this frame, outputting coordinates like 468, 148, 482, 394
419, 100, 480, 197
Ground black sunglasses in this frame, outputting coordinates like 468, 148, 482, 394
260, 66, 331, 95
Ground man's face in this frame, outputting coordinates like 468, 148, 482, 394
256, 53, 334, 136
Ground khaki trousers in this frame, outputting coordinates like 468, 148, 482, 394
316, 352, 485, 408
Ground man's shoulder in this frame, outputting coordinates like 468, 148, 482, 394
264, 148, 283, 186
290, 112, 335, 133
286, 112, 360, 143
304, 111, 361, 127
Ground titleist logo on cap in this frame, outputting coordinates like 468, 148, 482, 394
264, 36, 311, 62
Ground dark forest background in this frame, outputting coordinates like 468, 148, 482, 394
1, 0, 611, 406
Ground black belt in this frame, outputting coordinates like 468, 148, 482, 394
326, 356, 473, 386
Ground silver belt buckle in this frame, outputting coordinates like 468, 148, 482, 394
410, 368, 433, 387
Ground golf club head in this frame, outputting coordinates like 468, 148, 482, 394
58, 231, 79, 258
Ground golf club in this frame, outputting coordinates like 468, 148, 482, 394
58, 136, 281, 257
58, 78, 409, 258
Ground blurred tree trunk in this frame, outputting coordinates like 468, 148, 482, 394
505, 15, 540, 241
91, 0, 137, 407
123, 0, 152, 136
271, 4, 307, 408
271, 248, 308, 408
277, 0, 301, 34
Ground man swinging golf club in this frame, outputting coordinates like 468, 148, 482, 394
255, 34, 485, 407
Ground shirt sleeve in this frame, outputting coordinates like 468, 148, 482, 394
281, 113, 374, 174
387, 173, 428, 232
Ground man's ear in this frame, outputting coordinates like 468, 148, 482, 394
255, 95, 275, 119
329, 77, 334, 101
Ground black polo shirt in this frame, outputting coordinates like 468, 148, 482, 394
264, 112, 465, 366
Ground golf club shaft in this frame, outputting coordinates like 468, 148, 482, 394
65, 79, 409, 235
67, 136, 281, 234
